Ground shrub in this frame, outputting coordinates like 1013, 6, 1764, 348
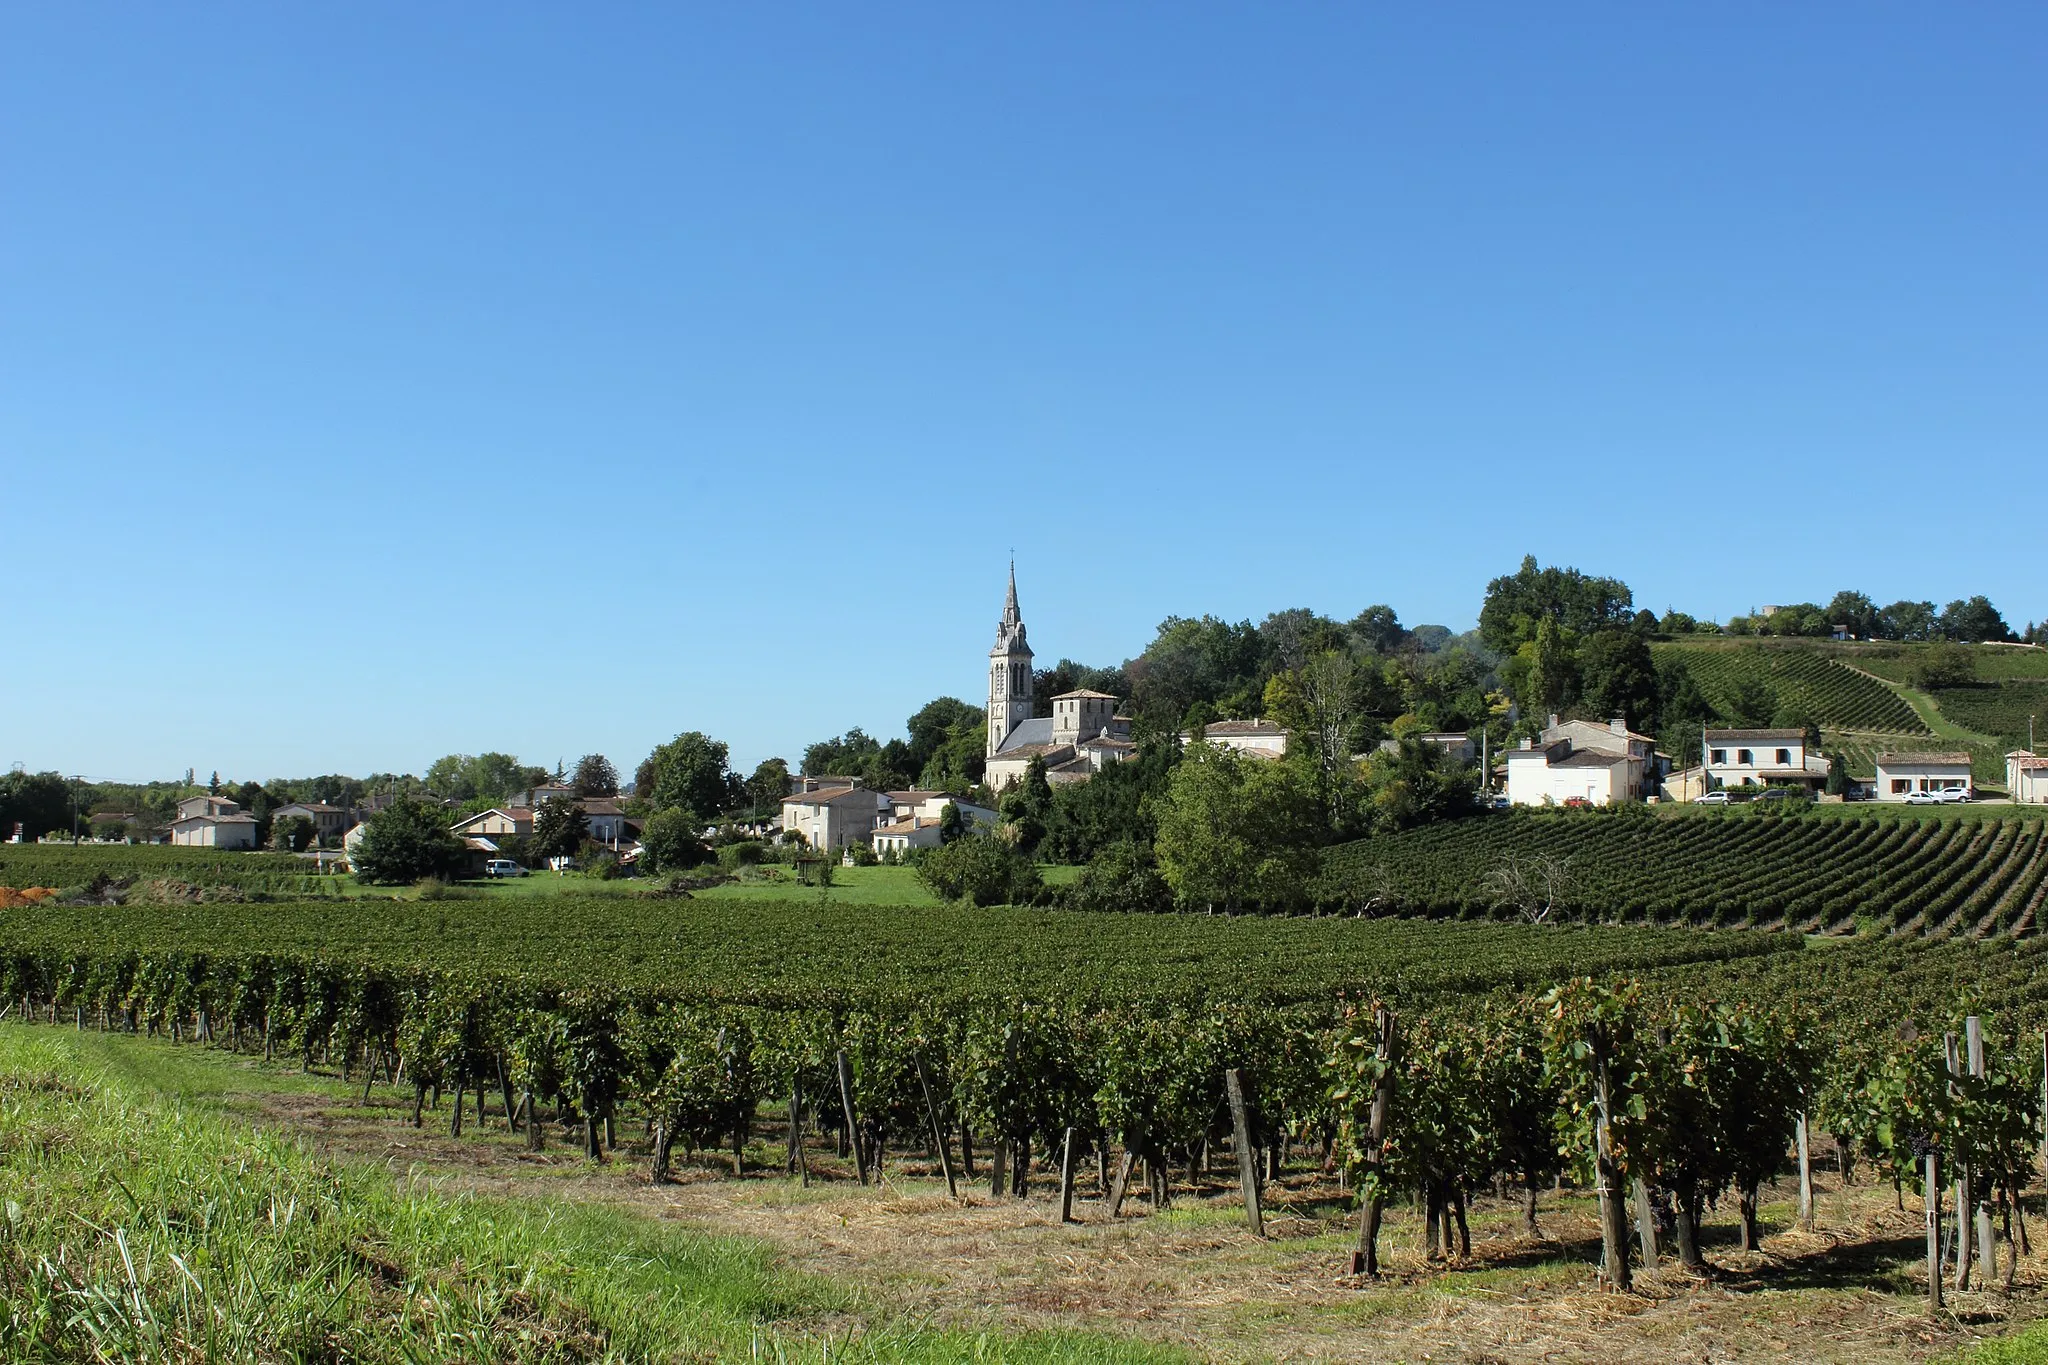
352, 799, 465, 886
916, 833, 1044, 907
714, 841, 766, 871
1059, 840, 1171, 914
847, 841, 877, 867
641, 808, 711, 873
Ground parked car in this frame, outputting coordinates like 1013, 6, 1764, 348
1694, 791, 1732, 805
483, 859, 524, 878
1904, 790, 1942, 806
1936, 786, 1974, 804
1758, 788, 1795, 803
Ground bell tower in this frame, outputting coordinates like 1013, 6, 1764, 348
987, 561, 1035, 756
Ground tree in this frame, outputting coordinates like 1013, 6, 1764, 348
640, 807, 710, 872
271, 814, 316, 852
936, 800, 966, 844
1478, 555, 1634, 652
638, 732, 741, 820
0, 770, 74, 841
1826, 590, 1880, 640
1482, 852, 1577, 924
1360, 738, 1476, 835
425, 752, 545, 804
1727, 675, 1777, 728
208, 771, 221, 794
572, 754, 620, 798
1879, 600, 1937, 642
1153, 743, 1321, 910
998, 758, 1055, 855
1350, 604, 1408, 654
1937, 596, 2014, 644
1524, 618, 1578, 717
1058, 839, 1172, 913
1912, 640, 1978, 689
531, 795, 589, 862
1825, 752, 1852, 796
743, 758, 791, 815
351, 799, 465, 885
915, 832, 1043, 907
1263, 650, 1357, 831
1578, 629, 1658, 731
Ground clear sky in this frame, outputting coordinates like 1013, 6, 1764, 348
3, 4, 2042, 783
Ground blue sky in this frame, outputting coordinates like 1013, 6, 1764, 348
3, 4, 2042, 783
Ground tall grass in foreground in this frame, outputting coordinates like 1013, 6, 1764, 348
0, 1026, 1182, 1363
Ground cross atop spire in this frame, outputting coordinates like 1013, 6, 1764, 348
1002, 558, 1020, 626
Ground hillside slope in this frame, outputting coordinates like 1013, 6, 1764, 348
1320, 809, 2048, 939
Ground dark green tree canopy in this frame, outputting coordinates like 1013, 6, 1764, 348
571, 754, 619, 798
1478, 555, 1634, 652
351, 799, 464, 885
637, 732, 741, 821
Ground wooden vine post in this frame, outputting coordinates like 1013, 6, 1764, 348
1945, 1032, 1970, 1288
1796, 1113, 1815, 1231
1349, 1006, 1396, 1277
1966, 1017, 1996, 1289
913, 1051, 957, 1198
834, 1050, 867, 1186
789, 1087, 809, 1187
1925, 1146, 1943, 1318
1058, 1127, 1079, 1224
1225, 1068, 1264, 1238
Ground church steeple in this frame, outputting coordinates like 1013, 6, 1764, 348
987, 562, 1035, 757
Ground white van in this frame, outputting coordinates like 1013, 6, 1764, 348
483, 859, 524, 878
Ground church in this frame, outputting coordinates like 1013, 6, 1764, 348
983, 565, 1136, 792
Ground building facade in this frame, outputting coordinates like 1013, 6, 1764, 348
1874, 752, 1973, 799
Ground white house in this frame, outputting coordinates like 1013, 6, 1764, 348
579, 798, 629, 845
1504, 716, 1662, 807
1874, 752, 1973, 800
1180, 718, 1290, 759
1702, 728, 1830, 792
449, 808, 535, 843
781, 782, 891, 851
170, 795, 260, 848
2008, 751, 2048, 805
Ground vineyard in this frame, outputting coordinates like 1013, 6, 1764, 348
1932, 682, 2048, 753
1846, 642, 2048, 686
1653, 642, 1928, 733
0, 897, 2042, 1323
0, 844, 328, 897
1320, 809, 2048, 938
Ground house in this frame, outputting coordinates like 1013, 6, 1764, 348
1698, 728, 1830, 792
270, 802, 353, 842
1506, 716, 1663, 806
449, 808, 536, 844
1376, 732, 1477, 766
886, 791, 997, 825
781, 783, 891, 851
1506, 740, 1633, 807
1181, 718, 1291, 759
580, 798, 628, 845
982, 566, 1138, 793
2008, 752, 2048, 804
170, 795, 260, 848
1874, 752, 1974, 800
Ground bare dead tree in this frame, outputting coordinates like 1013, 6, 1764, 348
1483, 853, 1577, 924
1345, 862, 1400, 918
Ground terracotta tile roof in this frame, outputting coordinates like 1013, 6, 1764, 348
781, 787, 887, 807
1197, 720, 1288, 738
1052, 689, 1121, 700
1705, 728, 1806, 742
1875, 752, 1974, 766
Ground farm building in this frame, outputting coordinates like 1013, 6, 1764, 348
1874, 752, 1973, 800
2009, 751, 2048, 804
270, 802, 353, 841
1181, 718, 1291, 759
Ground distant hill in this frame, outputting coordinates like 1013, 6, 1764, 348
1653, 639, 1927, 734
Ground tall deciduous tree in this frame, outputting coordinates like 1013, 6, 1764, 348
637, 732, 741, 820
571, 754, 620, 797
350, 799, 464, 885
531, 795, 589, 861
1153, 743, 1320, 911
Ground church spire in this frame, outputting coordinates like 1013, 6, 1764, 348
1002, 559, 1020, 626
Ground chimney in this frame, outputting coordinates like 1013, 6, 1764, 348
1519, 738, 1533, 750
1547, 713, 1560, 729
1610, 718, 1628, 736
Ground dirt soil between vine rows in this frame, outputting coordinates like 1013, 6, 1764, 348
248, 1082, 2048, 1364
